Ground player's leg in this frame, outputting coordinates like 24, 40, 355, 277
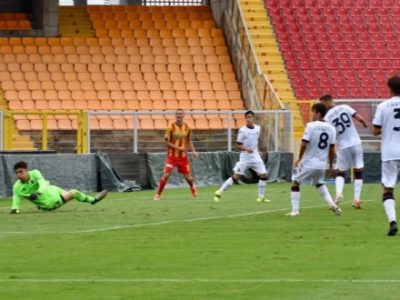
286, 166, 308, 216
177, 157, 197, 197
62, 189, 108, 205
251, 160, 270, 203
335, 149, 349, 204
214, 160, 245, 202
313, 170, 341, 215
183, 173, 197, 197
256, 173, 270, 203
154, 170, 172, 201
381, 161, 398, 236
154, 156, 175, 201
352, 168, 363, 209
334, 170, 346, 204
214, 172, 241, 202
351, 145, 364, 209
287, 180, 301, 216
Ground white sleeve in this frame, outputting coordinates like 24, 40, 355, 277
373, 104, 383, 127
237, 128, 244, 144
346, 105, 356, 117
302, 124, 311, 141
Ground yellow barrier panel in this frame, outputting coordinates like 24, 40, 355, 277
3, 110, 87, 153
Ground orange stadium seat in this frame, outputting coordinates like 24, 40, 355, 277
2, 5, 243, 132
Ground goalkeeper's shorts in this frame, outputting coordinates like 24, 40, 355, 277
36, 185, 66, 211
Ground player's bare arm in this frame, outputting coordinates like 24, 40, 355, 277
373, 125, 382, 136
237, 142, 253, 153
165, 140, 185, 152
328, 144, 335, 176
353, 113, 368, 128
189, 140, 198, 159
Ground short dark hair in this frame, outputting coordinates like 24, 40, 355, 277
319, 94, 333, 102
387, 76, 400, 95
13, 161, 28, 171
245, 110, 254, 117
312, 103, 327, 118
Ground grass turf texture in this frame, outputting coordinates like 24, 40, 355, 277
0, 182, 399, 300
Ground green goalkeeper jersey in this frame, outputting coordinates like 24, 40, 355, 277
12, 169, 58, 210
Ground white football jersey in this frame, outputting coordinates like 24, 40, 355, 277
324, 104, 361, 149
300, 121, 336, 169
373, 96, 400, 161
237, 124, 262, 161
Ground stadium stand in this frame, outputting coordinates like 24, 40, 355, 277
265, 0, 397, 99
238, 0, 304, 138
0, 5, 244, 136
0, 13, 32, 30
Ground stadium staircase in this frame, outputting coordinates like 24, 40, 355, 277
239, 0, 304, 139
59, 7, 94, 37
265, 0, 398, 100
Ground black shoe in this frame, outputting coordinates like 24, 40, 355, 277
91, 190, 108, 205
387, 221, 398, 236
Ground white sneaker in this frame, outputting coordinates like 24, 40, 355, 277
285, 211, 300, 217
334, 194, 343, 205
330, 206, 342, 216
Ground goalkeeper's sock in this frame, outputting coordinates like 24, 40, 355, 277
72, 190, 94, 203
317, 184, 335, 207
258, 178, 267, 198
354, 179, 363, 202
219, 177, 234, 193
157, 177, 168, 195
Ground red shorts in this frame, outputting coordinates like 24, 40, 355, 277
164, 156, 191, 174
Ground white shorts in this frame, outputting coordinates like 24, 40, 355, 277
233, 159, 267, 176
292, 167, 325, 185
382, 160, 400, 188
336, 144, 364, 171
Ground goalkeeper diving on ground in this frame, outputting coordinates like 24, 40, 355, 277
10, 161, 108, 214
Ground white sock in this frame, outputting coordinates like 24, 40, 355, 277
219, 177, 234, 192
258, 179, 266, 198
383, 199, 396, 223
335, 176, 344, 197
354, 179, 363, 202
317, 185, 335, 207
290, 191, 300, 212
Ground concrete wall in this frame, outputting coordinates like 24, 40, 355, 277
210, 0, 228, 28
43, 0, 58, 36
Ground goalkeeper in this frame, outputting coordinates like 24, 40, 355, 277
10, 161, 108, 214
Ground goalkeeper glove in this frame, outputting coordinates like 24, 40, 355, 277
10, 209, 20, 214
28, 192, 39, 200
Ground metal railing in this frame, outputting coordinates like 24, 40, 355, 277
223, 0, 285, 111
86, 110, 293, 153
2, 110, 87, 153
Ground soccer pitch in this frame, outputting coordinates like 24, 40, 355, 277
1, 182, 400, 300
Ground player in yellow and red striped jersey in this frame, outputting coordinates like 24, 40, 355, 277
154, 109, 199, 201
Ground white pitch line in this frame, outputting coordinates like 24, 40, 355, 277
0, 278, 397, 284
0, 200, 376, 235
0, 204, 322, 235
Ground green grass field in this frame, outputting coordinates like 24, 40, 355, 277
1, 182, 400, 300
